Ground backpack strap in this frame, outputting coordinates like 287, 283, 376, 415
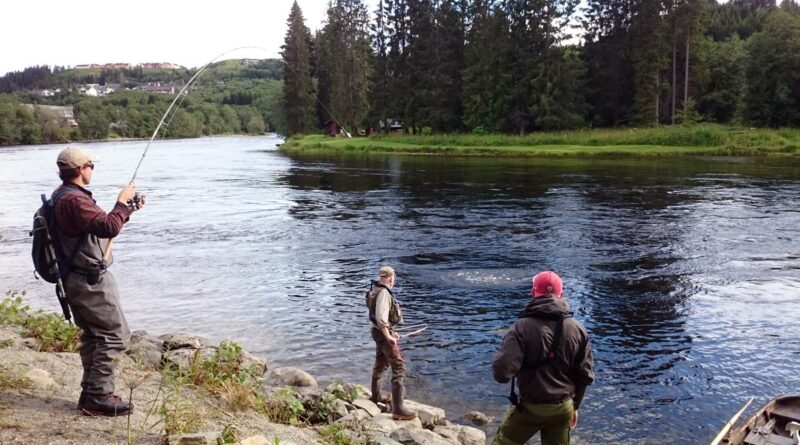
46, 188, 89, 280
507, 313, 570, 411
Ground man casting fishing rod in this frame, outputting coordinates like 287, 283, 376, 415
366, 266, 417, 420
52, 146, 144, 416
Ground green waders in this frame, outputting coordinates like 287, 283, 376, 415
65, 271, 131, 398
492, 399, 574, 445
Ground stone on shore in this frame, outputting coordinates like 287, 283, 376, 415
24, 368, 54, 387
168, 432, 219, 445
363, 413, 423, 434
353, 397, 382, 416
263, 366, 318, 388
462, 410, 493, 426
389, 427, 455, 445
433, 424, 487, 445
404, 400, 446, 427
160, 332, 211, 350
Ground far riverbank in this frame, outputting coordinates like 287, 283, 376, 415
281, 124, 800, 157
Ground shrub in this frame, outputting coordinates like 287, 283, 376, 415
259, 387, 305, 426
158, 383, 206, 436
0, 291, 81, 352
318, 424, 355, 445
24, 312, 81, 352
0, 364, 32, 391
0, 291, 30, 325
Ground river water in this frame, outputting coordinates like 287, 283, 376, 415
1, 135, 799, 444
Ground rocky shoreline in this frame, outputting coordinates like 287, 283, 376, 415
0, 323, 489, 445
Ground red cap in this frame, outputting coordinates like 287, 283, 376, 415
531, 271, 563, 298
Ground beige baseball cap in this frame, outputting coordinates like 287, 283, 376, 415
378, 266, 396, 278
57, 147, 99, 170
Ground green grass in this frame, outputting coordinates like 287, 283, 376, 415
282, 124, 800, 157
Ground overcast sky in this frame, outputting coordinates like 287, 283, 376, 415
1, 0, 378, 76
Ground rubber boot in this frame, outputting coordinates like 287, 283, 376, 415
391, 382, 417, 421
370, 378, 391, 404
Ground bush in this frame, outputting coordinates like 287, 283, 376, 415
318, 424, 356, 445
24, 312, 81, 352
259, 387, 305, 426
0, 290, 81, 352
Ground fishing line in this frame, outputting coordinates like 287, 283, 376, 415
104, 46, 352, 261
129, 45, 352, 184
396, 323, 428, 338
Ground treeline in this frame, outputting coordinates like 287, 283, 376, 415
0, 60, 284, 93
281, 0, 800, 136
0, 61, 284, 145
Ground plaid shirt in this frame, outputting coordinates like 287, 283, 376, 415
54, 183, 131, 238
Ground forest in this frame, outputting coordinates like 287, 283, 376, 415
2, 0, 799, 146
281, 0, 800, 136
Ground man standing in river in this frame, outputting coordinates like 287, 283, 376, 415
366, 266, 417, 420
492, 271, 594, 445
52, 146, 143, 416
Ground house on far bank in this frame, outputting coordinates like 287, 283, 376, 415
24, 104, 79, 127
323, 118, 342, 137
379, 119, 403, 134
137, 82, 176, 94
74, 63, 131, 70
138, 62, 184, 70
79, 85, 99, 96
78, 83, 116, 97
39, 89, 55, 97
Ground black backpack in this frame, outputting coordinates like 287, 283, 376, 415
30, 188, 85, 321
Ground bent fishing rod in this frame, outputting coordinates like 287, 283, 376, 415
103, 46, 354, 261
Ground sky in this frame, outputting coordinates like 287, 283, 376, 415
1, 0, 377, 76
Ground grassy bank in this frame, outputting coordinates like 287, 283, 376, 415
282, 124, 800, 157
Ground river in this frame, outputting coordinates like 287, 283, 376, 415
1, 135, 799, 444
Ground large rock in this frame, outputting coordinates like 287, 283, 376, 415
160, 344, 266, 377
433, 424, 486, 445
160, 332, 211, 351
337, 409, 373, 427
462, 410, 493, 426
353, 398, 382, 416
125, 337, 161, 370
368, 435, 404, 445
241, 349, 268, 376
389, 428, 456, 445
404, 400, 446, 428
162, 346, 214, 371
263, 367, 318, 388
363, 413, 423, 435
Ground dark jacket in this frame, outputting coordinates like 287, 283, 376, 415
492, 296, 594, 407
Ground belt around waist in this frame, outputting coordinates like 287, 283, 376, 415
524, 395, 573, 405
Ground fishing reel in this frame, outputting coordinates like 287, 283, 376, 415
127, 192, 145, 211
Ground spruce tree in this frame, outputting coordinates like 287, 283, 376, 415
462, 1, 513, 132
280, 1, 316, 135
318, 0, 373, 135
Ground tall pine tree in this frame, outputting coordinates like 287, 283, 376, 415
280, 1, 316, 135
318, 0, 373, 135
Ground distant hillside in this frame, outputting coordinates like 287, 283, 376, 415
0, 59, 283, 94
0, 59, 288, 145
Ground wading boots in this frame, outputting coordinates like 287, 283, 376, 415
391, 382, 417, 421
80, 393, 133, 417
370, 378, 392, 405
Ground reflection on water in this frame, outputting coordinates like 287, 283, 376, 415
1, 137, 799, 444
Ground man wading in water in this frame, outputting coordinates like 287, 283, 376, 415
366, 266, 417, 420
492, 271, 594, 445
52, 147, 144, 416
